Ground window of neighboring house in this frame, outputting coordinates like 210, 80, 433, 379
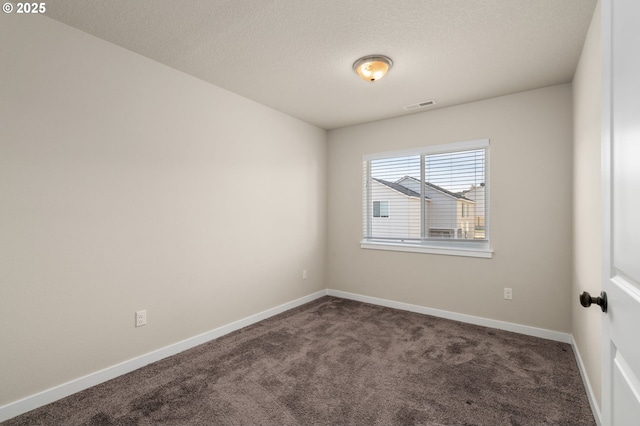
361, 139, 491, 258
373, 201, 389, 218
428, 229, 453, 238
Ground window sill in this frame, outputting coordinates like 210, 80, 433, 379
360, 240, 493, 258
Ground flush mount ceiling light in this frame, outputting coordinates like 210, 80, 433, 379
353, 55, 393, 82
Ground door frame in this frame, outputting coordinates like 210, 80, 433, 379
600, 0, 612, 421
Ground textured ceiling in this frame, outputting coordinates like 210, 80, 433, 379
44, 0, 597, 130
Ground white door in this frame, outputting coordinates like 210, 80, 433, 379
601, 0, 640, 424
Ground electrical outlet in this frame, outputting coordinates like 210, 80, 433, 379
135, 310, 147, 327
302, 270, 308, 280
504, 288, 513, 300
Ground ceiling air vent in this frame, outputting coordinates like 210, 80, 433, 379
403, 100, 436, 111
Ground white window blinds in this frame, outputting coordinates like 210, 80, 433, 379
363, 139, 489, 249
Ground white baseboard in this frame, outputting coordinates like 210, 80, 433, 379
0, 290, 328, 423
571, 336, 602, 426
327, 289, 572, 343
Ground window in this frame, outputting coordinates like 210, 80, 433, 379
361, 139, 491, 258
373, 201, 389, 218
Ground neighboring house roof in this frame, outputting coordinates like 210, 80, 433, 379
462, 183, 485, 198
372, 178, 429, 199
396, 176, 475, 202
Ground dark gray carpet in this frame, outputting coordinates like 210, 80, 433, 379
4, 296, 595, 425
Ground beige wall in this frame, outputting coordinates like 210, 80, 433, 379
327, 85, 573, 332
0, 16, 326, 406
572, 0, 602, 409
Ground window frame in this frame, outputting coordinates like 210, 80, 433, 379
361, 139, 492, 259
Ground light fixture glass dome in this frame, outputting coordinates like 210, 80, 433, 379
353, 55, 393, 82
